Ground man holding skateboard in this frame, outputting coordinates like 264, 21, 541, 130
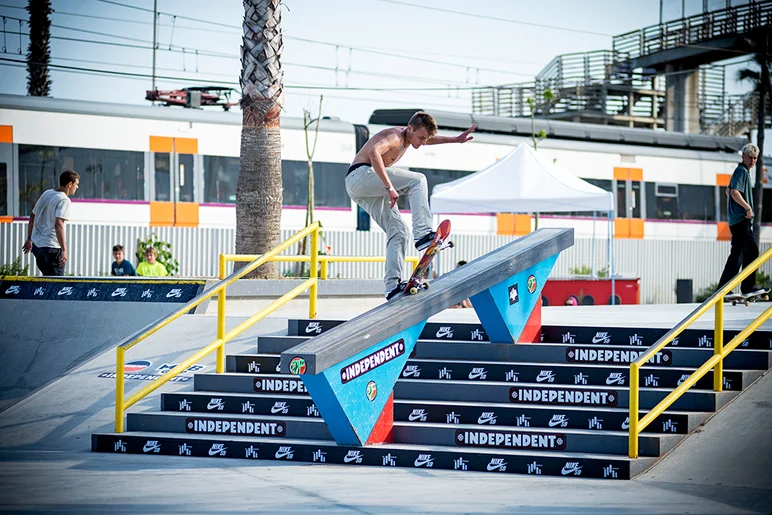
717, 143, 763, 296
345, 111, 475, 300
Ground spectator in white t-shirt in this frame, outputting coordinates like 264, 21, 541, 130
22, 170, 80, 276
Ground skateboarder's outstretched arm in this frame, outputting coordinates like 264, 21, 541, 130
426, 124, 477, 145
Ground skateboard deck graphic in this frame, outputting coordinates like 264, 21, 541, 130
726, 288, 770, 306
403, 219, 453, 296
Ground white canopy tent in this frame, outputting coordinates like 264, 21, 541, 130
430, 144, 618, 303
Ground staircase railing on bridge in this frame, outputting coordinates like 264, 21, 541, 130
628, 247, 772, 458
613, 1, 772, 61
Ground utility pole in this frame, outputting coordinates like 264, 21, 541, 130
659, 0, 664, 24
151, 0, 158, 104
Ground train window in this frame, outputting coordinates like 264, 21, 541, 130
631, 181, 641, 218
18, 145, 58, 215
762, 190, 772, 224
155, 154, 171, 201
19, 145, 145, 214
203, 156, 239, 203
281, 160, 351, 208
0, 163, 6, 216
59, 147, 145, 202
655, 183, 678, 197
645, 182, 676, 219
178, 154, 195, 203
616, 181, 627, 218
719, 186, 728, 222
678, 184, 716, 221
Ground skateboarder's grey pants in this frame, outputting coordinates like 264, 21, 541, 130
345, 166, 433, 293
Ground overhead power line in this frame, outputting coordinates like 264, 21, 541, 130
0, 56, 500, 92
372, 0, 615, 37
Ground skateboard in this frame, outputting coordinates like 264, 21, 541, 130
403, 219, 453, 296
726, 288, 770, 306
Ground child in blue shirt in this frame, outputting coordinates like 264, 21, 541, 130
111, 244, 137, 276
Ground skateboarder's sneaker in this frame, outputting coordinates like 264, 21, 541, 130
414, 231, 437, 251
386, 281, 408, 301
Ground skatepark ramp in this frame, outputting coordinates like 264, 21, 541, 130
0, 276, 207, 412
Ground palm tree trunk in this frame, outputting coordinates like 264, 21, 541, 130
235, 0, 284, 278
26, 0, 52, 96
753, 56, 767, 237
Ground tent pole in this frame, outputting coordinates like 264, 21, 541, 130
590, 211, 598, 279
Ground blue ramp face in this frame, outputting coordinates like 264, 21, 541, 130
470, 254, 558, 343
298, 321, 426, 445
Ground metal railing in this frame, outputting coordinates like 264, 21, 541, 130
114, 223, 322, 432
221, 254, 419, 279
628, 247, 772, 458
613, 1, 772, 60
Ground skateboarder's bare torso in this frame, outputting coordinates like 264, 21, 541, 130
350, 127, 416, 168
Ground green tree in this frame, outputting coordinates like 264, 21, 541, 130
235, 0, 284, 278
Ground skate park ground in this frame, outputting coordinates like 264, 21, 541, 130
0, 291, 770, 515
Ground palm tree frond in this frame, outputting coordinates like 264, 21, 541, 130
736, 68, 761, 84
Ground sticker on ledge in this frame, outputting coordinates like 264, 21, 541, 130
289, 357, 307, 375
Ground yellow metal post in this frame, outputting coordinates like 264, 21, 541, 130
321, 259, 328, 280
714, 298, 724, 391
216, 255, 226, 373
309, 226, 319, 319
115, 347, 125, 433
628, 363, 639, 458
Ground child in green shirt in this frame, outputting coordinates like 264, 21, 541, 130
136, 246, 169, 277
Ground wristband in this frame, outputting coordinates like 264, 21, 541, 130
386, 186, 395, 191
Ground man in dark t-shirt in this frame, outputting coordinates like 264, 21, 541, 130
717, 143, 761, 294
111, 244, 137, 276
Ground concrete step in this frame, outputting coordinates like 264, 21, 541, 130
285, 319, 772, 350
257, 336, 772, 370
394, 422, 682, 457
92, 432, 657, 479
161, 392, 709, 434
125, 410, 675, 457
193, 373, 739, 411
396, 379, 739, 412
227, 354, 762, 391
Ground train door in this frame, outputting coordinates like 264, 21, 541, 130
614, 167, 644, 239
150, 137, 198, 226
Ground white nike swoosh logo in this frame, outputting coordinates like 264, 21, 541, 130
548, 419, 565, 427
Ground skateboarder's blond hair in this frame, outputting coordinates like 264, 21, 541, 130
408, 112, 438, 136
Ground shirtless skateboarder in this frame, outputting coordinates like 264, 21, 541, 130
345, 111, 476, 300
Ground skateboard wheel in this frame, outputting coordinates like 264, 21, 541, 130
731, 300, 737, 306
423, 283, 430, 290
744, 301, 750, 306
409, 287, 418, 295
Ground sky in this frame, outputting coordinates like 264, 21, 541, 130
0, 0, 762, 125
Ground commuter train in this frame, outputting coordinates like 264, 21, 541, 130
0, 93, 761, 241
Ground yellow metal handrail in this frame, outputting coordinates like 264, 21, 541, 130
221, 254, 420, 279
114, 223, 321, 432
628, 246, 772, 457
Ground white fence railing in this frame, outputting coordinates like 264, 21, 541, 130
1, 222, 768, 304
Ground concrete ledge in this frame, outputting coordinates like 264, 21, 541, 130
205, 279, 384, 298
